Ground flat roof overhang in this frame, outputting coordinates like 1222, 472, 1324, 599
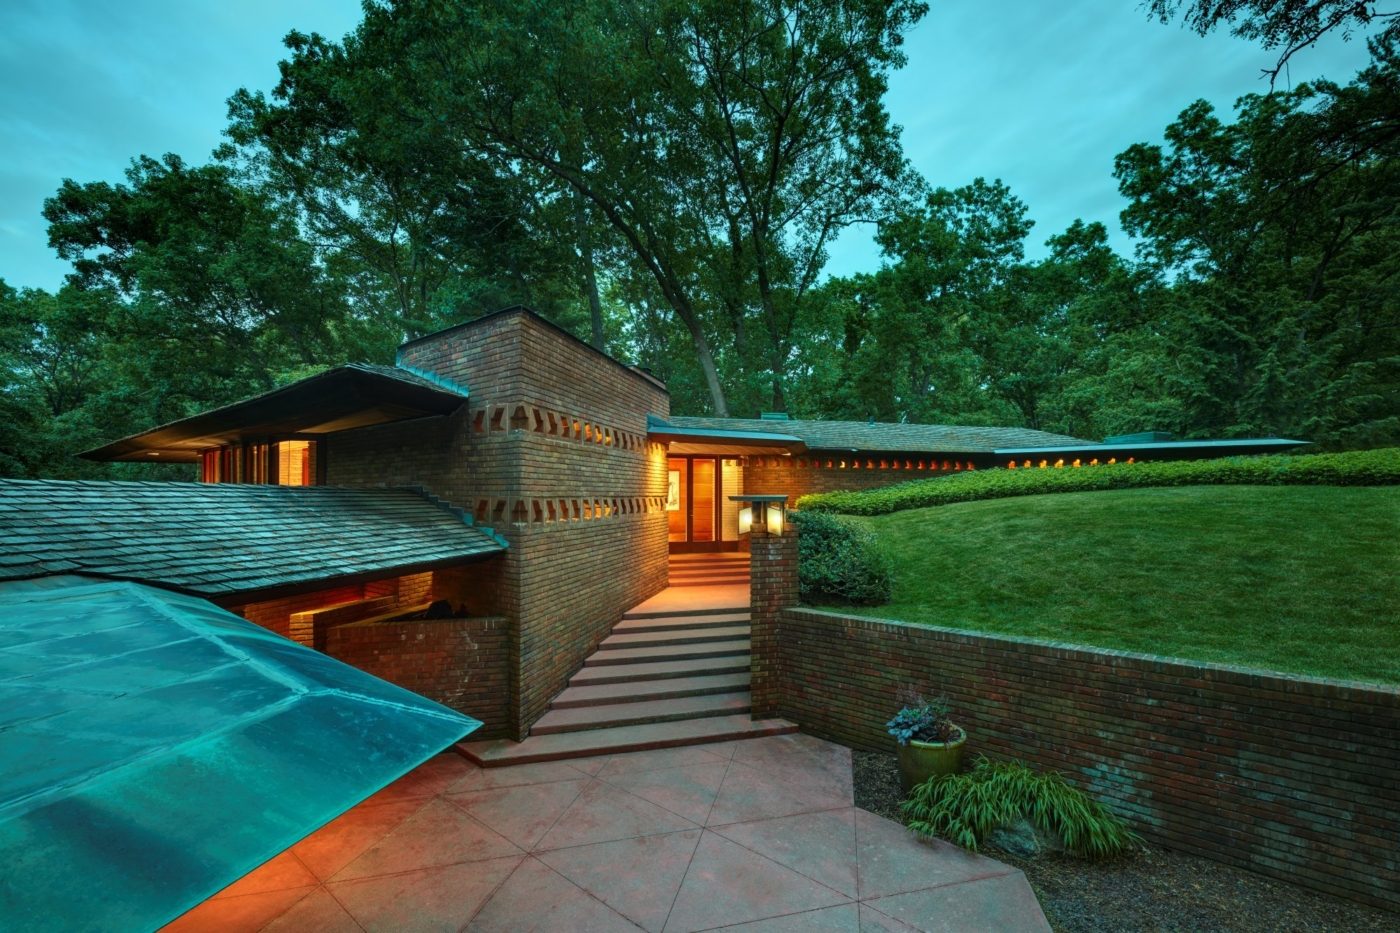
648, 419, 807, 456
994, 438, 1310, 459
82, 365, 468, 463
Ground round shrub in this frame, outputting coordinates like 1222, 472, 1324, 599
793, 509, 893, 605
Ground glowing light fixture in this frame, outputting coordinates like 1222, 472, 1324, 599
729, 494, 787, 537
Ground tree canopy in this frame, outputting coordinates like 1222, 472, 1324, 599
3, 0, 1398, 479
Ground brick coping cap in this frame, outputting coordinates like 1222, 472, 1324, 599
784, 607, 1400, 698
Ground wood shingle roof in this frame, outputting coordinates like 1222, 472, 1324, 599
0, 481, 504, 599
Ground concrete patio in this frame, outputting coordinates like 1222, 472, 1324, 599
161, 733, 1050, 932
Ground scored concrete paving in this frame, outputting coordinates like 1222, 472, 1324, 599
161, 734, 1051, 933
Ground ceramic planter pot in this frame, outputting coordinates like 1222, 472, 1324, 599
896, 728, 966, 794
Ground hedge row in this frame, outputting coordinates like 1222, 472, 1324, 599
795, 447, 1400, 516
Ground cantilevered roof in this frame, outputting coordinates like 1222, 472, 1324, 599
662, 416, 1089, 454
82, 363, 469, 463
0, 481, 505, 600
993, 438, 1309, 458
646, 415, 807, 455
0, 575, 480, 933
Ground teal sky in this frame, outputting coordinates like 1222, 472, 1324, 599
0, 1, 1374, 292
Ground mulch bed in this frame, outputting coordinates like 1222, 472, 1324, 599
851, 749, 1397, 933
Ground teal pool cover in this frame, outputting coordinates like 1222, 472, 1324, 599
0, 576, 482, 932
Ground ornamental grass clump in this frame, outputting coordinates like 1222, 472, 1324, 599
797, 447, 1400, 516
902, 756, 1142, 860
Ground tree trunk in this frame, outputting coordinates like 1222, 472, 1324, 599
676, 300, 729, 416
576, 192, 605, 349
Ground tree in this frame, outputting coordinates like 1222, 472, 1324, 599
242, 0, 926, 416
43, 154, 349, 424
1147, 0, 1400, 85
1113, 48, 1400, 444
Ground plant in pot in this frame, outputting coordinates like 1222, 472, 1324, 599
887, 692, 965, 794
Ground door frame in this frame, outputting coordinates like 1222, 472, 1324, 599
667, 455, 737, 553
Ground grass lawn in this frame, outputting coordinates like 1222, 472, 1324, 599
827, 485, 1400, 685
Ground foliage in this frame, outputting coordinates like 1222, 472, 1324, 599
837, 486, 1400, 684
902, 756, 1143, 860
886, 693, 959, 746
793, 509, 893, 604
796, 447, 1400, 515
1147, 0, 1400, 85
232, 0, 927, 418
8, 3, 1400, 476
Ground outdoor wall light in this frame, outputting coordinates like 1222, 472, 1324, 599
766, 503, 785, 536
730, 494, 787, 536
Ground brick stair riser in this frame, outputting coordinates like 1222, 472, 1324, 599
668, 580, 750, 588
624, 607, 750, 620
601, 627, 750, 650
571, 657, 751, 685
613, 615, 751, 633
551, 674, 752, 709
456, 716, 799, 767
531, 694, 753, 735
585, 643, 749, 666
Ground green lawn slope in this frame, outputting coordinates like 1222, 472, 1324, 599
829, 485, 1400, 685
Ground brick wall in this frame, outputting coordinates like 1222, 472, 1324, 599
327, 309, 671, 739
767, 605, 1400, 912
743, 455, 981, 504
748, 513, 796, 718
227, 572, 435, 641
327, 614, 511, 739
228, 584, 366, 639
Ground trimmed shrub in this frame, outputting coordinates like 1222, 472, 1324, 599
902, 757, 1142, 860
793, 509, 893, 605
797, 447, 1400, 516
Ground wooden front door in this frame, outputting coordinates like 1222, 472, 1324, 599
668, 456, 725, 552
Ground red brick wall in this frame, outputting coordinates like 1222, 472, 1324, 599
770, 606, 1400, 913
228, 585, 366, 639
327, 309, 671, 739
227, 572, 435, 641
748, 515, 796, 718
327, 614, 511, 739
742, 455, 979, 504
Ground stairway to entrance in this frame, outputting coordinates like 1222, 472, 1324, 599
456, 553, 796, 767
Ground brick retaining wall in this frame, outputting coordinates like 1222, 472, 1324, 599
769, 607, 1400, 912
327, 614, 511, 739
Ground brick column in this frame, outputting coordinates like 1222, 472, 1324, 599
749, 508, 798, 719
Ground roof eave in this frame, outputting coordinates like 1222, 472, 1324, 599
80, 366, 469, 462
993, 438, 1311, 456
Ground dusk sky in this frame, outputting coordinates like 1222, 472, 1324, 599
0, 0, 1374, 292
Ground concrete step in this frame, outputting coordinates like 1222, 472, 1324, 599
612, 612, 751, 634
669, 579, 751, 588
669, 563, 750, 571
456, 715, 799, 767
570, 655, 751, 686
550, 672, 751, 709
531, 692, 752, 735
624, 604, 749, 621
584, 640, 750, 667
600, 625, 750, 650
668, 555, 748, 563
670, 566, 750, 576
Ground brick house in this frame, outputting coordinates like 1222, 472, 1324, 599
5, 306, 1303, 743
